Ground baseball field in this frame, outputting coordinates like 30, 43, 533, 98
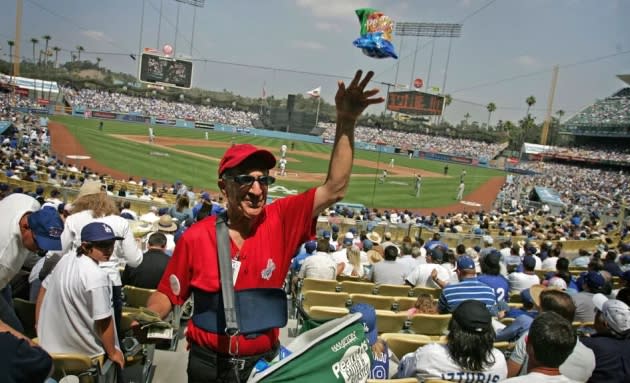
49, 115, 507, 213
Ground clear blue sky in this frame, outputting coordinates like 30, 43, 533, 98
1, 0, 629, 125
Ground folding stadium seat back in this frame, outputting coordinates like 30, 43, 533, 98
301, 278, 340, 294
376, 284, 412, 297
350, 293, 396, 311
339, 280, 376, 295
500, 317, 515, 326
302, 291, 349, 313
123, 285, 156, 308
411, 286, 441, 299
408, 313, 452, 336
394, 297, 419, 312
307, 306, 349, 321
380, 333, 436, 359
375, 310, 408, 334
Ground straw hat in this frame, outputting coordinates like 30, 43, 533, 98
156, 214, 177, 232
366, 232, 381, 245
76, 180, 103, 199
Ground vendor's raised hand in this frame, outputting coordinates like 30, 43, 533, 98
335, 70, 384, 121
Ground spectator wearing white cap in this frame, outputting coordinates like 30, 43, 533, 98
581, 294, 630, 382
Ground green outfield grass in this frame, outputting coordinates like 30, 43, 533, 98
51, 115, 505, 208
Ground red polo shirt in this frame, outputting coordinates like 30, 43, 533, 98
157, 188, 316, 355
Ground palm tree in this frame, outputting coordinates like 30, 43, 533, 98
486, 102, 497, 130
30, 38, 39, 63
555, 109, 565, 125
96, 57, 102, 68
76, 45, 84, 61
42, 35, 51, 66
52, 46, 61, 67
444, 94, 452, 107
525, 95, 536, 116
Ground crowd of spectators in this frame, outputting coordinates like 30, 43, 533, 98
321, 122, 507, 160
566, 87, 630, 127
544, 144, 630, 163
501, 161, 628, 219
63, 88, 259, 127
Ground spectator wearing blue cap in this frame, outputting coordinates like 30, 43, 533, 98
0, 194, 63, 333
437, 256, 498, 314
572, 271, 607, 323
291, 240, 317, 273
37, 222, 125, 370
350, 303, 397, 379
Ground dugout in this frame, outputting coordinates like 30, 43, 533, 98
529, 186, 567, 215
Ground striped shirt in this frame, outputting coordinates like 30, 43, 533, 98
438, 277, 498, 314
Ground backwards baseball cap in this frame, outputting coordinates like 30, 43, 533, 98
592, 294, 630, 335
453, 300, 492, 333
522, 255, 537, 269
218, 144, 276, 177
81, 222, 124, 243
457, 255, 476, 271
584, 271, 606, 291
349, 303, 377, 345
304, 240, 317, 253
27, 207, 64, 251
484, 251, 501, 267
430, 247, 444, 262
322, 230, 331, 239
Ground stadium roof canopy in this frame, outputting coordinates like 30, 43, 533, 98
617, 74, 630, 86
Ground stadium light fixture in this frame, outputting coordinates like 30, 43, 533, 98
393, 22, 462, 96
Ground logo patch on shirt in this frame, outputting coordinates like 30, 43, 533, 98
261, 258, 276, 280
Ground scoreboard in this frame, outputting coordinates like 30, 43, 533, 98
386, 91, 444, 116
139, 52, 193, 89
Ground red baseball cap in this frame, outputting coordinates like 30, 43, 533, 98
218, 144, 276, 177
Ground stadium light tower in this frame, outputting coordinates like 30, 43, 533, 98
175, 0, 206, 56
394, 22, 462, 94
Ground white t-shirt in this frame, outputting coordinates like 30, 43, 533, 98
397, 255, 417, 278
61, 210, 143, 286
0, 194, 41, 289
541, 257, 559, 271
502, 372, 580, 382
509, 332, 595, 382
406, 263, 451, 288
403, 343, 507, 382
38, 251, 115, 358
298, 254, 337, 280
508, 272, 540, 294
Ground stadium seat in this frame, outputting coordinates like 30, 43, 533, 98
301, 278, 340, 294
500, 317, 515, 326
123, 285, 156, 308
340, 280, 377, 295
307, 306, 349, 321
376, 284, 412, 297
394, 297, 419, 312
411, 286, 441, 299
509, 293, 523, 304
407, 313, 452, 336
375, 310, 408, 334
350, 294, 396, 311
301, 291, 350, 313
380, 333, 436, 359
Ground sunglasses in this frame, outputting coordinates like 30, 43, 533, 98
223, 174, 276, 186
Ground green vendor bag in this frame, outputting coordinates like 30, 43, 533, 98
248, 313, 372, 383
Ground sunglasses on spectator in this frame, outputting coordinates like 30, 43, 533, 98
223, 175, 276, 186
